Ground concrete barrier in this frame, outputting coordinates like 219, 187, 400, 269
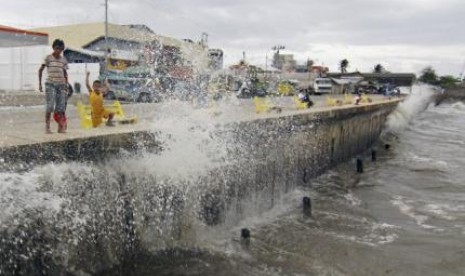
0, 99, 400, 275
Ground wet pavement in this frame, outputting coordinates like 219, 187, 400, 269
0, 94, 396, 148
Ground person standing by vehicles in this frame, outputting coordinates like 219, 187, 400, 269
38, 39, 69, 134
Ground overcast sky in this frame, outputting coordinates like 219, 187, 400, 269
1, 0, 465, 76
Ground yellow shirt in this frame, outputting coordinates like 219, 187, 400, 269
89, 89, 109, 127
89, 89, 104, 116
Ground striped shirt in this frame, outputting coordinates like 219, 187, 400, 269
43, 54, 68, 84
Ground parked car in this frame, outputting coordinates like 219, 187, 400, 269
102, 71, 162, 103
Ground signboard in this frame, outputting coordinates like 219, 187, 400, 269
109, 49, 139, 61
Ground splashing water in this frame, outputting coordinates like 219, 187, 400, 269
0, 92, 398, 275
0, 97, 238, 274
383, 84, 436, 135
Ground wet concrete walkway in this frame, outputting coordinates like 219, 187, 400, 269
0, 94, 398, 149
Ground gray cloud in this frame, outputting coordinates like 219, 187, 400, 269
1, 0, 464, 75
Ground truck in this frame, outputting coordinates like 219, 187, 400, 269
313, 78, 333, 95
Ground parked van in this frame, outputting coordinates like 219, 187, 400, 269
313, 78, 332, 95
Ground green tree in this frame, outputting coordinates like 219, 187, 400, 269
438, 75, 460, 88
340, 59, 349, 73
374, 64, 384, 73
419, 66, 439, 85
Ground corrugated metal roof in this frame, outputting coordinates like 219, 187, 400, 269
30, 22, 196, 50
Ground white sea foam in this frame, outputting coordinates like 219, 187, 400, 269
451, 101, 465, 111
344, 191, 362, 206
424, 204, 456, 220
383, 84, 436, 135
138, 100, 229, 179
404, 152, 449, 172
0, 171, 64, 226
391, 196, 437, 229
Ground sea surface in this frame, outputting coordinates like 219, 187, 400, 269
105, 95, 465, 275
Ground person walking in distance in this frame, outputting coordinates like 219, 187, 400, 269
38, 39, 69, 134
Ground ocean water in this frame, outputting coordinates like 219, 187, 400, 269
105, 89, 465, 275
2, 87, 465, 275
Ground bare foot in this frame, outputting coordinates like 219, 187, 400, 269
57, 126, 66, 134
45, 128, 53, 134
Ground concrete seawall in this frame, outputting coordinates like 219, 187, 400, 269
198, 100, 397, 225
0, 99, 400, 275
1, 99, 397, 168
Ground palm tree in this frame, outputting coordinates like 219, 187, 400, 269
340, 59, 349, 73
374, 64, 384, 73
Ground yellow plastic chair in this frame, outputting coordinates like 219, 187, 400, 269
277, 82, 293, 96
325, 96, 344, 107
343, 94, 354, 105
293, 96, 308, 110
360, 94, 372, 103
254, 97, 271, 113
325, 96, 338, 107
76, 100, 137, 129
253, 96, 281, 114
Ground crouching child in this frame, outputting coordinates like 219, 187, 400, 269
298, 90, 314, 108
86, 71, 115, 127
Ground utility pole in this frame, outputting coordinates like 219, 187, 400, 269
272, 45, 285, 55
460, 60, 465, 82
271, 45, 285, 69
104, 0, 109, 70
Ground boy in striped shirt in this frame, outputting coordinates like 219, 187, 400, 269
38, 39, 69, 134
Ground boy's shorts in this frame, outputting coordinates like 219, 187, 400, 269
92, 109, 112, 127
45, 82, 66, 113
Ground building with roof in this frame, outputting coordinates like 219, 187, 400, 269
327, 72, 416, 87
0, 25, 50, 91
32, 22, 188, 52
0, 25, 48, 47
31, 22, 211, 72
326, 72, 416, 94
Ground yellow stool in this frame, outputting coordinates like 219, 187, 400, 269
253, 97, 282, 114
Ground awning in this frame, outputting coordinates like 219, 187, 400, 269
330, 77, 363, 85
0, 25, 49, 47
64, 46, 105, 58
